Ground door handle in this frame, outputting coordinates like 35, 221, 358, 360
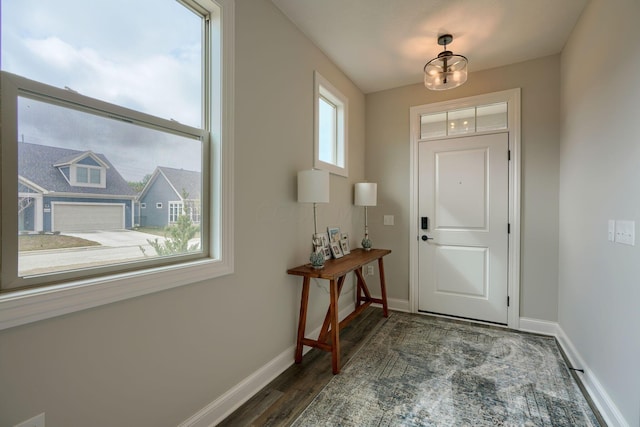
421, 235, 434, 241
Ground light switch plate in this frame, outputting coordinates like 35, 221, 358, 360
615, 220, 635, 246
383, 215, 394, 226
608, 220, 615, 242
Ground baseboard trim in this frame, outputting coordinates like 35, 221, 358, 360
370, 297, 410, 313
518, 317, 628, 427
519, 317, 560, 336
556, 326, 630, 427
179, 303, 356, 427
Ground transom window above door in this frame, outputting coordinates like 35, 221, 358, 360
420, 102, 507, 140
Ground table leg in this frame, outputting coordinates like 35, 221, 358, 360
295, 276, 311, 363
378, 257, 389, 317
318, 275, 346, 344
355, 267, 363, 308
329, 278, 341, 374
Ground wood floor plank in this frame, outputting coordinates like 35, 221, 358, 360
218, 306, 386, 427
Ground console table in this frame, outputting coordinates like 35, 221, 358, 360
287, 248, 391, 374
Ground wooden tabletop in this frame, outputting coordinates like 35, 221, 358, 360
287, 248, 391, 280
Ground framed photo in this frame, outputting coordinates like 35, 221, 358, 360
327, 226, 341, 244
330, 241, 343, 258
314, 232, 332, 260
340, 233, 350, 255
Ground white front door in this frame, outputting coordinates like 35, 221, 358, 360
418, 132, 509, 324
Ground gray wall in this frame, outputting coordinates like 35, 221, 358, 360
0, 1, 366, 425
559, 0, 640, 425
365, 55, 561, 321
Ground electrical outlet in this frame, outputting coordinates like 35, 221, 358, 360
14, 413, 45, 427
383, 215, 394, 226
367, 265, 374, 276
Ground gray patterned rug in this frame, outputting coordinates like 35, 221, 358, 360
293, 312, 601, 426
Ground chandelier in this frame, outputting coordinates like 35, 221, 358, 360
423, 34, 468, 90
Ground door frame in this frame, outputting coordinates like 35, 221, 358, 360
409, 88, 521, 329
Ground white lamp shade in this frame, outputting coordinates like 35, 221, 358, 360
354, 182, 377, 206
297, 169, 330, 203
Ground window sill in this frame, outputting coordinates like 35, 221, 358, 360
0, 257, 233, 331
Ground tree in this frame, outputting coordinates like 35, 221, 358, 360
127, 173, 152, 193
141, 214, 200, 256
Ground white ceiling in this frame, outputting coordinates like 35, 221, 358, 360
271, 0, 590, 93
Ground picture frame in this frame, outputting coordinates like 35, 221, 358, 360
330, 240, 343, 258
340, 233, 350, 255
327, 226, 341, 244
314, 232, 332, 260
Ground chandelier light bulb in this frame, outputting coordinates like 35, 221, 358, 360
423, 34, 468, 91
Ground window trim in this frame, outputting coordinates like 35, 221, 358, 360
313, 71, 348, 177
0, 0, 235, 331
71, 164, 106, 188
168, 201, 183, 223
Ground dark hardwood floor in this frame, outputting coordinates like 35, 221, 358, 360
218, 306, 387, 427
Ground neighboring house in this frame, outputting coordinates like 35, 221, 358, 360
18, 142, 137, 233
137, 166, 201, 228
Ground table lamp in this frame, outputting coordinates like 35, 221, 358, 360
298, 169, 330, 268
354, 182, 377, 250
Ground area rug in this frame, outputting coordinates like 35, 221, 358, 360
292, 312, 600, 426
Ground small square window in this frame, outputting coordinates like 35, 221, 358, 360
314, 71, 348, 177
141, 203, 147, 209
89, 168, 101, 184
156, 203, 163, 209
77, 166, 89, 183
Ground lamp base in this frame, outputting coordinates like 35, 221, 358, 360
361, 237, 372, 251
309, 250, 325, 269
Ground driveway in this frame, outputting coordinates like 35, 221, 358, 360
18, 230, 179, 276
64, 229, 164, 247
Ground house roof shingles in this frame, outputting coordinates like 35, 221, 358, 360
18, 142, 136, 196
158, 166, 201, 200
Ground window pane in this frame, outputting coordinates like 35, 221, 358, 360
77, 167, 88, 183
89, 168, 101, 184
318, 96, 337, 164
448, 108, 475, 135
420, 112, 447, 139
18, 96, 203, 277
1, 0, 202, 127
477, 103, 508, 132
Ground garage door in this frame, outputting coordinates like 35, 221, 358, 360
52, 203, 125, 232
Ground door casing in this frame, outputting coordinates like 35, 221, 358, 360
409, 88, 521, 329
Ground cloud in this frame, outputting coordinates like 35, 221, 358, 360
22, 36, 201, 126
18, 97, 202, 182
3, 0, 205, 181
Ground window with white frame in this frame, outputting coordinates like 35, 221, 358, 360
168, 202, 183, 223
73, 165, 104, 187
314, 71, 348, 177
184, 199, 201, 224
0, 0, 235, 325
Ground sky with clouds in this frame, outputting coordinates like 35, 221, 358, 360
1, 0, 203, 181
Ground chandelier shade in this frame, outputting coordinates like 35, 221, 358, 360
423, 34, 468, 91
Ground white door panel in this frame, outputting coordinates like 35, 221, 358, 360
434, 245, 487, 297
418, 132, 508, 324
436, 148, 487, 230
